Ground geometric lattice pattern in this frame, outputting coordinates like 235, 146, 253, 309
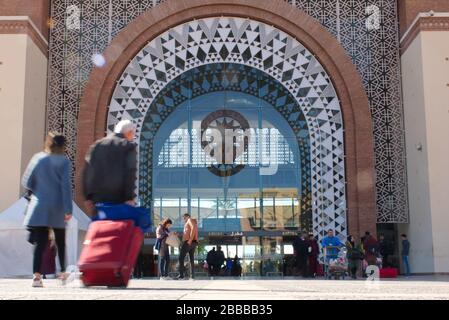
287, 0, 408, 222
137, 63, 312, 231
47, 0, 408, 223
109, 17, 346, 240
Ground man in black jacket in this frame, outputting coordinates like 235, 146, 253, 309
82, 120, 137, 211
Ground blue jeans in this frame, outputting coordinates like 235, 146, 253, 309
402, 255, 410, 276
158, 249, 170, 277
159, 242, 170, 277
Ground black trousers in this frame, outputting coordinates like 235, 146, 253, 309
207, 264, 214, 276
134, 252, 144, 278
207, 264, 221, 276
179, 241, 197, 278
350, 266, 358, 278
296, 256, 308, 277
31, 227, 66, 274
159, 248, 170, 277
212, 264, 221, 276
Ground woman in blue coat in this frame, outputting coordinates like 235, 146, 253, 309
22, 132, 72, 287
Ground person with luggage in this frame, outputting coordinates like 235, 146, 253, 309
82, 119, 137, 213
156, 218, 173, 279
206, 247, 217, 276
22, 132, 72, 288
78, 120, 148, 288
345, 235, 364, 279
401, 234, 411, 277
177, 213, 198, 280
321, 230, 344, 277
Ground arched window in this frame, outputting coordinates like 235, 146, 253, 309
151, 66, 303, 232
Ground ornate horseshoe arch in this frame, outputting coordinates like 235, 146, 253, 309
108, 16, 345, 238
76, 0, 376, 240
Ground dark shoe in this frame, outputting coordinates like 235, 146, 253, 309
175, 275, 185, 280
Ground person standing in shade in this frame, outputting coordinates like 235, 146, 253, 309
401, 234, 411, 277
206, 247, 217, 277
293, 231, 309, 277
307, 233, 319, 278
346, 235, 364, 279
22, 132, 72, 288
378, 234, 392, 268
225, 257, 233, 276
177, 213, 198, 280
215, 246, 226, 276
231, 255, 242, 277
363, 231, 379, 267
82, 120, 137, 212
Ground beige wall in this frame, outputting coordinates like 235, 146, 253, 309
400, 33, 435, 273
401, 30, 449, 273
0, 33, 47, 212
21, 36, 47, 177
420, 31, 449, 273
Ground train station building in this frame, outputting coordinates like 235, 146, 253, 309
1, 0, 448, 276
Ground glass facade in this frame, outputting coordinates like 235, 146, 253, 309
141, 64, 309, 276
152, 90, 302, 231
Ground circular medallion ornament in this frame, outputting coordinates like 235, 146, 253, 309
201, 109, 250, 177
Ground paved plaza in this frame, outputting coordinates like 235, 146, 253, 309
1, 276, 449, 300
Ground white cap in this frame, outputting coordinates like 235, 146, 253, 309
114, 119, 136, 134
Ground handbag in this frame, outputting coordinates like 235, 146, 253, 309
27, 227, 38, 245
165, 232, 181, 247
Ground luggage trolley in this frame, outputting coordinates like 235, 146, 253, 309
323, 246, 348, 280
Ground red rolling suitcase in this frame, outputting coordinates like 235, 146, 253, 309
78, 220, 143, 287
379, 267, 398, 278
